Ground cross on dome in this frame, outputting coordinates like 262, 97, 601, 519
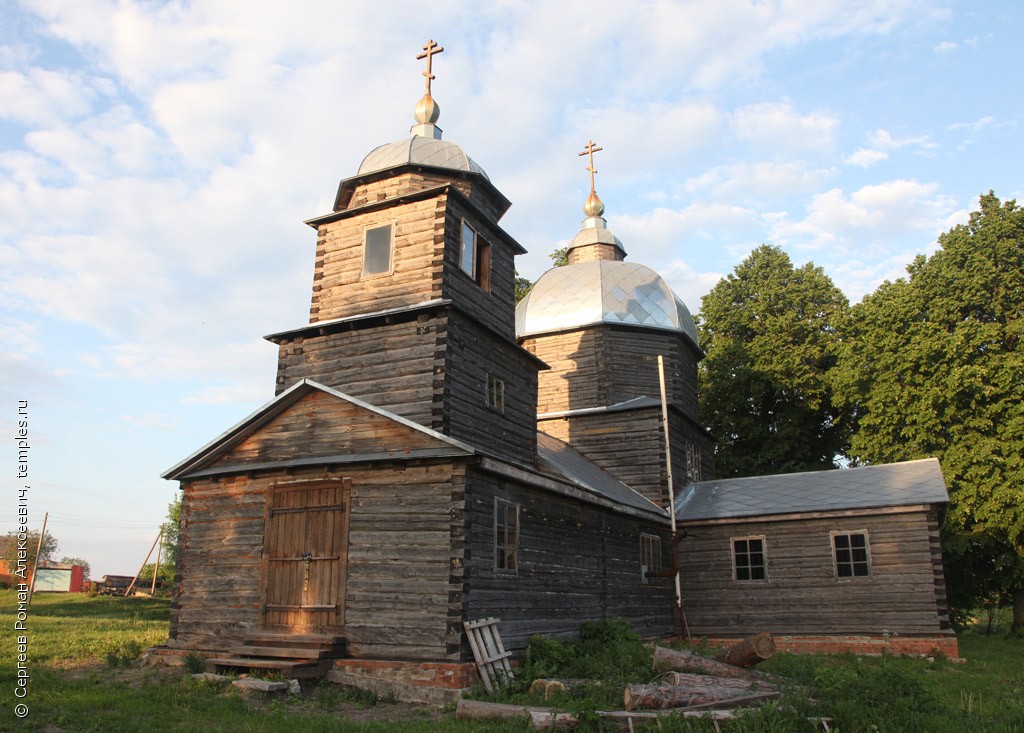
417, 39, 444, 96
579, 140, 605, 218
414, 39, 444, 126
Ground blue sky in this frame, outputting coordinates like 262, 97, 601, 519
1, 0, 1021, 576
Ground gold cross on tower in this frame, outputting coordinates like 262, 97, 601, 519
579, 140, 606, 218
579, 140, 604, 194
417, 39, 444, 96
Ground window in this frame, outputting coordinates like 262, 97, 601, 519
460, 220, 477, 276
494, 499, 518, 573
732, 537, 767, 581
486, 374, 505, 412
832, 531, 870, 578
640, 534, 662, 584
363, 224, 393, 275
685, 442, 703, 482
460, 219, 491, 290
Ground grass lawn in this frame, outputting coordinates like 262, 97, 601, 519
0, 590, 1021, 732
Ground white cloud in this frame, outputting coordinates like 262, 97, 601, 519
684, 161, 835, 200
846, 148, 889, 167
946, 116, 995, 133
731, 100, 839, 156
770, 180, 959, 255
0, 68, 98, 125
933, 41, 958, 53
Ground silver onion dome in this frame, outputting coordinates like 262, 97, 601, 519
515, 260, 700, 346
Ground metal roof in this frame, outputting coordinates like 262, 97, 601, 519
516, 260, 700, 346
675, 458, 949, 522
537, 431, 666, 516
358, 135, 488, 179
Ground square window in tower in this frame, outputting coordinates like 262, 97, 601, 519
363, 224, 393, 275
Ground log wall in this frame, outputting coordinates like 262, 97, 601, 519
441, 196, 517, 340
170, 460, 466, 661
462, 466, 677, 652
677, 509, 950, 636
522, 325, 700, 420
310, 194, 441, 323
273, 315, 441, 427
442, 310, 539, 466
539, 406, 713, 508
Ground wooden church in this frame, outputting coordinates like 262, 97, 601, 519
158, 41, 955, 700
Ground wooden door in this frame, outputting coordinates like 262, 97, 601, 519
260, 479, 349, 631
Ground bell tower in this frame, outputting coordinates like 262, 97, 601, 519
266, 41, 543, 465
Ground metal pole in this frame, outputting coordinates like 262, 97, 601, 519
26, 512, 48, 605
126, 530, 162, 597
658, 356, 688, 638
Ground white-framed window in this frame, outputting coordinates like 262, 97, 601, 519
363, 223, 393, 275
494, 499, 519, 574
832, 530, 871, 578
460, 219, 491, 291
486, 374, 505, 412
732, 536, 767, 582
640, 533, 662, 584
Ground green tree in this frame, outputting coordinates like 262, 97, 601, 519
698, 244, 850, 477
514, 270, 532, 303
550, 246, 569, 267
837, 193, 1024, 631
0, 531, 58, 577
60, 556, 91, 581
160, 494, 181, 572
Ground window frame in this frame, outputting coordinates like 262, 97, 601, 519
731, 535, 768, 583
362, 222, 395, 277
494, 498, 519, 575
640, 533, 662, 585
460, 219, 477, 277
460, 218, 491, 291
831, 530, 871, 579
485, 373, 505, 413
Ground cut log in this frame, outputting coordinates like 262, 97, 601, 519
528, 710, 578, 730
625, 679, 778, 710
529, 678, 596, 699
652, 646, 775, 682
712, 633, 776, 667
455, 698, 552, 720
660, 671, 775, 694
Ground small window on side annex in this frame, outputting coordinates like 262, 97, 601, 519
732, 537, 767, 582
460, 220, 491, 291
363, 224, 393, 276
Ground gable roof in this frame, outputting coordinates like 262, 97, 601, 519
536, 431, 665, 515
675, 458, 949, 522
162, 379, 475, 480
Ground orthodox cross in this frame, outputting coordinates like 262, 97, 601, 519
417, 39, 444, 96
579, 140, 604, 194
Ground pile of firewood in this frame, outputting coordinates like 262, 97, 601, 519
456, 632, 786, 730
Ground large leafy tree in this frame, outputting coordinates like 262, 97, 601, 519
0, 531, 58, 577
698, 245, 849, 477
837, 193, 1024, 631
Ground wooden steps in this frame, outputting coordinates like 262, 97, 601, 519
205, 631, 347, 680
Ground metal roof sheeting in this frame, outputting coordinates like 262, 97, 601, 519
516, 260, 700, 346
675, 458, 949, 521
358, 136, 489, 179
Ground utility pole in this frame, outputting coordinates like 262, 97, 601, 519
126, 530, 162, 597
26, 511, 48, 605
151, 531, 163, 595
